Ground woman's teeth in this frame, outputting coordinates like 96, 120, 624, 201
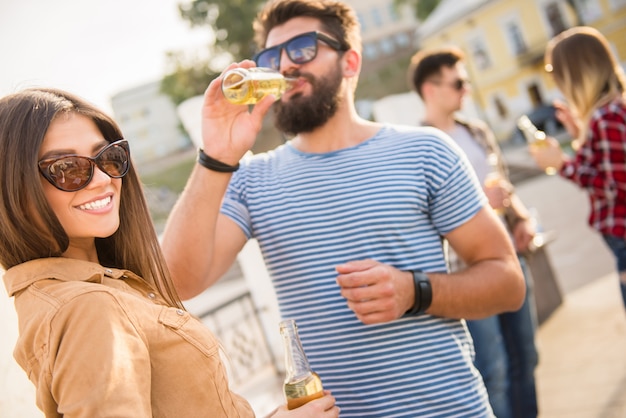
78, 196, 111, 210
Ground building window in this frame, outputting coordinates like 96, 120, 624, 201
363, 43, 379, 60
357, 12, 368, 32
574, 0, 603, 22
544, 1, 567, 37
505, 21, 527, 55
371, 8, 383, 27
468, 38, 492, 70
387, 4, 400, 22
528, 83, 545, 108
494, 96, 509, 119
380, 37, 395, 55
395, 32, 410, 48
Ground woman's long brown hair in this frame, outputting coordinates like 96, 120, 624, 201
545, 26, 626, 138
0, 88, 183, 309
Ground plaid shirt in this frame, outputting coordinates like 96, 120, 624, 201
560, 96, 626, 238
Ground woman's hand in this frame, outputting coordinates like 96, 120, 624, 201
268, 392, 340, 418
528, 136, 565, 172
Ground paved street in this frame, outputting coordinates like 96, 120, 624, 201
1, 146, 625, 417
534, 272, 626, 418
510, 149, 626, 418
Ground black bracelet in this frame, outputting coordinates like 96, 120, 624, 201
197, 149, 240, 173
406, 270, 432, 315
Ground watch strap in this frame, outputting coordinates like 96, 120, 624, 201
406, 270, 432, 315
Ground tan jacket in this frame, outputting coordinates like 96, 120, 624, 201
3, 258, 254, 418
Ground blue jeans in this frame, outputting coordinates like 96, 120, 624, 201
601, 234, 626, 309
467, 316, 511, 418
467, 257, 539, 418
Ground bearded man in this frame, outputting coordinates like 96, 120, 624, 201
162, 1, 525, 416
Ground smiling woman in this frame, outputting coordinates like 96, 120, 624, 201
0, 88, 338, 417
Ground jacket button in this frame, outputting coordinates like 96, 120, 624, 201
147, 292, 156, 299
176, 309, 185, 316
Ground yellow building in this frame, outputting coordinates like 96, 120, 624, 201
417, 0, 626, 140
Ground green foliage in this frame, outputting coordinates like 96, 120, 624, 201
160, 51, 219, 106
178, 0, 266, 60
394, 0, 441, 20
140, 154, 197, 231
356, 55, 414, 101
160, 0, 265, 106
141, 155, 196, 193
161, 0, 429, 110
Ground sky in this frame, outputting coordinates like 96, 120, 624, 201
0, 0, 213, 114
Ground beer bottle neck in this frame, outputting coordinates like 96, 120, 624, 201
280, 320, 314, 382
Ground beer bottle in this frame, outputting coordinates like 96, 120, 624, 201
279, 319, 324, 410
221, 67, 295, 105
517, 115, 548, 147
517, 115, 557, 175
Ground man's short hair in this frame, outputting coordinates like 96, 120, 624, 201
253, 0, 360, 54
408, 46, 465, 98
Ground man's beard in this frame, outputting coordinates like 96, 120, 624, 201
273, 63, 343, 136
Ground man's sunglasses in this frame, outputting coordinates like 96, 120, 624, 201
253, 31, 347, 71
38, 139, 130, 192
430, 78, 470, 91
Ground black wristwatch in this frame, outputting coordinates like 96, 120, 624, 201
406, 270, 433, 315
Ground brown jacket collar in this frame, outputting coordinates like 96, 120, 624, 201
3, 258, 126, 297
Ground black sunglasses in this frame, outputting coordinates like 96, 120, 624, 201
430, 78, 470, 91
38, 139, 130, 192
253, 31, 346, 71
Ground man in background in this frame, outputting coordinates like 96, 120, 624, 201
409, 46, 539, 418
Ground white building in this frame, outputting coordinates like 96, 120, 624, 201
110, 81, 191, 166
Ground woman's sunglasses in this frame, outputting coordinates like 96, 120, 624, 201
253, 31, 346, 71
38, 139, 130, 192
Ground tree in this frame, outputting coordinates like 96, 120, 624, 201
394, 0, 441, 21
160, 0, 265, 104
160, 51, 220, 106
160, 0, 440, 107
178, 0, 266, 60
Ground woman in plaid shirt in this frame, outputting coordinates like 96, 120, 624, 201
530, 26, 626, 310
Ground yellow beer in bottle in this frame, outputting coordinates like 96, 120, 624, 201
517, 115, 557, 175
221, 68, 294, 105
279, 319, 324, 410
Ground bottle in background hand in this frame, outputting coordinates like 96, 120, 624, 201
483, 152, 508, 215
517, 115, 557, 175
221, 67, 295, 105
279, 319, 324, 410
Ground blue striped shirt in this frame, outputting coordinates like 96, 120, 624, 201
221, 125, 492, 417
